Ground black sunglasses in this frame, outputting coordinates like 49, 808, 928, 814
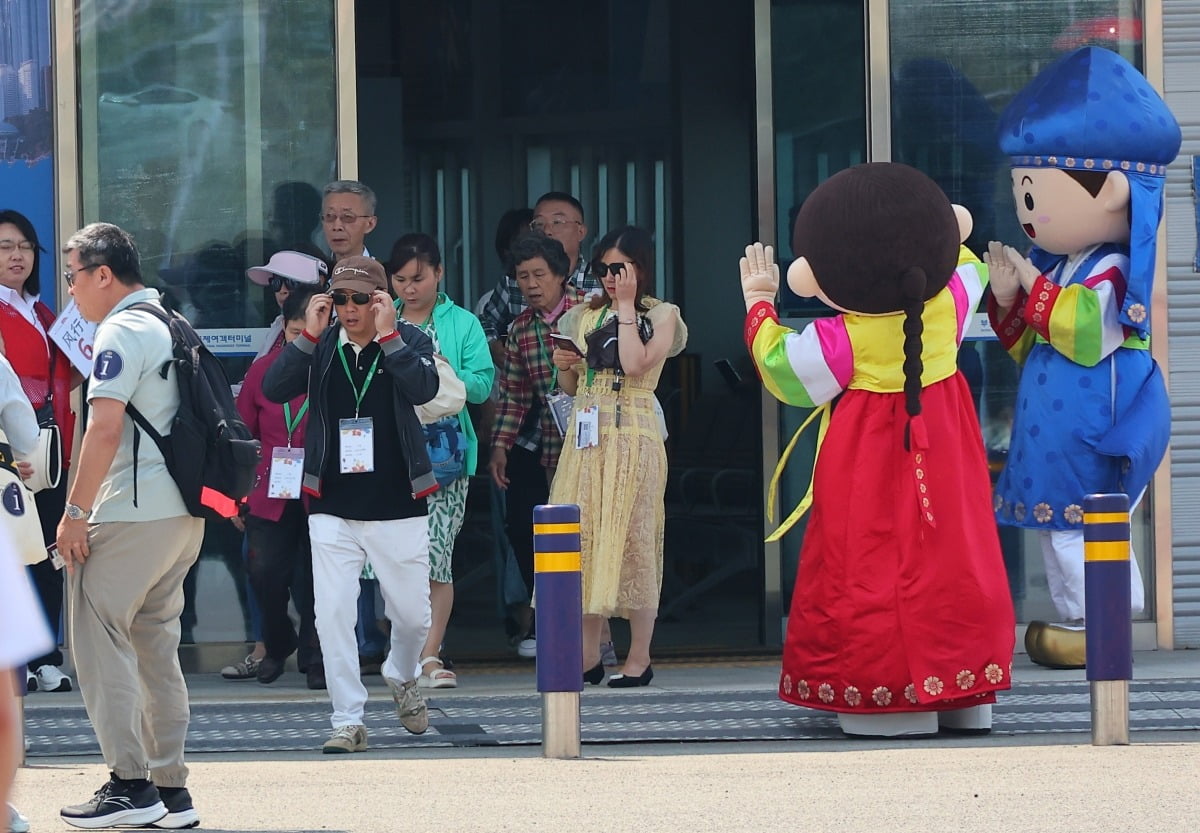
268, 275, 301, 292
593, 261, 632, 278
330, 290, 372, 306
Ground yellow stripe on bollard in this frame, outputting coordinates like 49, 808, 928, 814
1082, 512, 1130, 525
534, 551, 581, 572
1084, 540, 1130, 562
533, 522, 581, 535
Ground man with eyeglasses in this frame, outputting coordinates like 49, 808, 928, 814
246, 250, 329, 360
261, 256, 440, 753
321, 180, 378, 263
55, 223, 205, 829
478, 191, 601, 363
320, 179, 390, 673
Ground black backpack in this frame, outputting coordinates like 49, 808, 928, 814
124, 303, 262, 520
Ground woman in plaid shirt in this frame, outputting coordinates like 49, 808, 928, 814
488, 234, 583, 652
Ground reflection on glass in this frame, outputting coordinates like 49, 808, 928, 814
888, 0, 1150, 621
79, 0, 336, 335
77, 0, 338, 643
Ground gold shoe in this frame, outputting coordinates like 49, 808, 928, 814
1024, 621, 1048, 657
1028, 622, 1086, 669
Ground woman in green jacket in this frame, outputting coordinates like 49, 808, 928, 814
388, 233, 494, 688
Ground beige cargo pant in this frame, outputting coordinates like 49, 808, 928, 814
68, 515, 204, 785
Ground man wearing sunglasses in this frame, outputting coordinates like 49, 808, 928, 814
261, 255, 441, 753
246, 250, 329, 359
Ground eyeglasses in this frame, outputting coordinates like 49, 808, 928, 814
320, 212, 371, 225
63, 264, 100, 287
268, 275, 302, 292
0, 240, 35, 253
593, 261, 633, 278
330, 290, 372, 306
529, 218, 582, 234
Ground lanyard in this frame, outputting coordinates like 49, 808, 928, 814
584, 305, 611, 389
336, 344, 382, 418
282, 398, 309, 448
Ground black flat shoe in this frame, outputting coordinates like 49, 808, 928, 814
583, 662, 604, 686
606, 666, 653, 688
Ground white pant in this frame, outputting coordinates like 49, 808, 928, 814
308, 514, 431, 728
1038, 529, 1145, 622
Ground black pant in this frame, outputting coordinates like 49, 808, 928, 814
28, 481, 66, 669
503, 445, 550, 600
246, 502, 321, 665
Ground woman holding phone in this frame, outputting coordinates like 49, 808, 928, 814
548, 226, 687, 687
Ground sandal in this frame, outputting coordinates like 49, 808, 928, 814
417, 656, 457, 689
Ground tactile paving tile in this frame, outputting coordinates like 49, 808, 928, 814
23, 679, 1200, 756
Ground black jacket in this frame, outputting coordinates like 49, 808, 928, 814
261, 321, 441, 498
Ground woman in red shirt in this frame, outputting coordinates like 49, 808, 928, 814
0, 208, 78, 694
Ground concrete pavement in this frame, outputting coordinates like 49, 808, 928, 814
11, 650, 1200, 831
13, 741, 1200, 832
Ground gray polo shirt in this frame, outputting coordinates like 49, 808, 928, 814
88, 289, 188, 522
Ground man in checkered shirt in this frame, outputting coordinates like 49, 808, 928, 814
478, 192, 600, 359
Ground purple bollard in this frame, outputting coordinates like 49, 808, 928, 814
1083, 492, 1132, 745
532, 504, 582, 757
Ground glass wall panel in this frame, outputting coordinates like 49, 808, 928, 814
358, 0, 762, 658
76, 0, 338, 643
770, 0, 867, 608
888, 0, 1151, 621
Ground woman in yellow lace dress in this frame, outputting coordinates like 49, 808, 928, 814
549, 226, 687, 688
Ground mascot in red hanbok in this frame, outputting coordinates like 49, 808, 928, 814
741, 162, 1015, 737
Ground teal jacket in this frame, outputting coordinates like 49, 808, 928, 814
395, 292, 494, 475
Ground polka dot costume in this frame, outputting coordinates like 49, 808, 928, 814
997, 46, 1181, 338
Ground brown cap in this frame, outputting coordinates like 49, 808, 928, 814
330, 256, 387, 295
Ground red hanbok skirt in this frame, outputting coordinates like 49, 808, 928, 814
780, 373, 1015, 713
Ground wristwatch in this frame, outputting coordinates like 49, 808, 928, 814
64, 503, 93, 521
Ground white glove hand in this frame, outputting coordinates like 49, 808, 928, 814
739, 243, 779, 313
984, 241, 1020, 309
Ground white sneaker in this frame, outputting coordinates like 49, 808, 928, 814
8, 803, 30, 833
25, 669, 36, 693
322, 724, 368, 754
516, 637, 537, 658
34, 664, 72, 692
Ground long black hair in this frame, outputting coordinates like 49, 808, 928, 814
791, 163, 959, 440
588, 225, 655, 312
0, 209, 46, 297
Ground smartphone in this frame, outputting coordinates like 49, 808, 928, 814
549, 333, 583, 354
47, 544, 65, 571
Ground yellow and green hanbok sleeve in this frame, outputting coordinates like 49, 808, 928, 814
743, 301, 853, 408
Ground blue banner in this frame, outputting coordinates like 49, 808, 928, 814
0, 0, 55, 310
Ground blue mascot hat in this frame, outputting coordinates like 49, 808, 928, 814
997, 46, 1181, 338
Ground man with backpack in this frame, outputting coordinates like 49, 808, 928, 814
54, 223, 204, 830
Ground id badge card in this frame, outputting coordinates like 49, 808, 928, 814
546, 389, 574, 438
267, 447, 305, 499
339, 417, 375, 473
575, 406, 600, 449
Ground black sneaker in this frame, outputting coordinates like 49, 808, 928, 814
60, 775, 166, 829
150, 787, 200, 829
